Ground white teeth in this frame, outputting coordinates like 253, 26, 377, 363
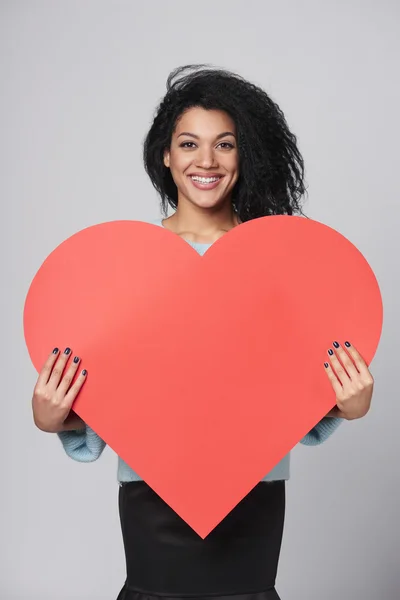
190, 176, 220, 184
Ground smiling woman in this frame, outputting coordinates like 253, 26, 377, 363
30, 64, 374, 600
143, 64, 307, 243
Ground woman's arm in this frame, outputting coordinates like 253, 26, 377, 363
300, 415, 343, 446
57, 425, 106, 462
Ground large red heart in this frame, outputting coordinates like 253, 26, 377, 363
24, 216, 382, 537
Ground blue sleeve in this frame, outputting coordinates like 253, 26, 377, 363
57, 425, 106, 462
300, 417, 343, 446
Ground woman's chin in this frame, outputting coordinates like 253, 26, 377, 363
185, 193, 231, 210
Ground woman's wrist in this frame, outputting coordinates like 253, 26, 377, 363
325, 406, 340, 418
61, 411, 86, 431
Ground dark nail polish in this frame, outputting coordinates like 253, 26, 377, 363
345, 341, 351, 347
73, 356, 80, 364
64, 347, 71, 355
333, 341, 339, 348
52, 347, 59, 354
324, 362, 329, 368
82, 369, 87, 376
328, 349, 334, 356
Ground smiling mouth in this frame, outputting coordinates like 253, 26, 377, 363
190, 175, 222, 182
188, 175, 224, 190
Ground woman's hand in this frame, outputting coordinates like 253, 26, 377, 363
324, 341, 374, 420
32, 347, 87, 433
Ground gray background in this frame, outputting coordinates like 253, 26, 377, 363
1, 1, 399, 598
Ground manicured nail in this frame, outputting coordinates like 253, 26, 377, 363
345, 341, 351, 347
82, 369, 87, 376
52, 347, 59, 354
328, 349, 334, 356
324, 362, 329, 368
73, 356, 80, 364
333, 341, 339, 348
64, 347, 71, 355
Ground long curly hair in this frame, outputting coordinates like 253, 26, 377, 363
143, 64, 308, 222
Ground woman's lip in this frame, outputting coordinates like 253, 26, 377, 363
188, 173, 224, 178
188, 175, 224, 190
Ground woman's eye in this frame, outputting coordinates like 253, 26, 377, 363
180, 142, 234, 149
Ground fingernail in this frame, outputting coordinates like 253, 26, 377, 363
73, 356, 80, 364
345, 341, 351, 347
52, 347, 59, 354
64, 347, 71, 355
328, 349, 334, 356
333, 341, 339, 348
324, 362, 329, 368
82, 369, 87, 376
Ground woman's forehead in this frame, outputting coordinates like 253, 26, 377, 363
174, 107, 236, 135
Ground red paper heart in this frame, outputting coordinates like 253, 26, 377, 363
24, 216, 382, 537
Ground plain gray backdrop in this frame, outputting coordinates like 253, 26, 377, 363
2, 1, 399, 598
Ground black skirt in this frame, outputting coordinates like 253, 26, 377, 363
116, 480, 285, 600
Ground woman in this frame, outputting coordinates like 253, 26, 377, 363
32, 65, 374, 599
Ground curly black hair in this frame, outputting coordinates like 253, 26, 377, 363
143, 64, 308, 222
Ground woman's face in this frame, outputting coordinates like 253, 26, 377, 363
164, 107, 239, 210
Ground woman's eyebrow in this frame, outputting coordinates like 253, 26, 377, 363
177, 131, 236, 140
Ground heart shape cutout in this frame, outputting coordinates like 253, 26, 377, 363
24, 216, 382, 537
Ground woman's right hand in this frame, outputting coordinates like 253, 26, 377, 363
32, 347, 88, 433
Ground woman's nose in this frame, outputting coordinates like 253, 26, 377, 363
195, 147, 217, 169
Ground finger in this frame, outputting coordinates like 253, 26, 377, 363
62, 369, 88, 409
327, 347, 351, 387
343, 341, 373, 381
47, 347, 72, 389
36, 347, 61, 388
57, 355, 82, 397
332, 341, 359, 379
323, 361, 343, 397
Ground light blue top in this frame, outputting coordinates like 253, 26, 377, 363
57, 217, 343, 482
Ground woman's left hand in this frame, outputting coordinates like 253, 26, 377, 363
324, 341, 374, 420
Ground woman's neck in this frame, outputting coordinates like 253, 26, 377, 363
162, 205, 241, 244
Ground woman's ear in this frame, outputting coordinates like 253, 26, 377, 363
163, 150, 170, 168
